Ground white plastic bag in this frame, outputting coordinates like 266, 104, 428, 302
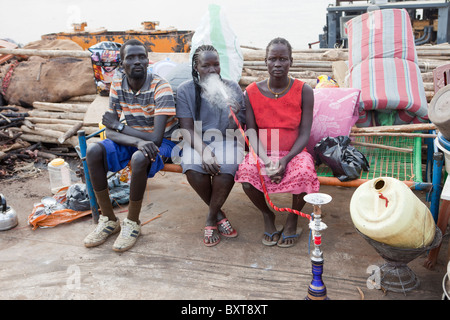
190, 4, 243, 82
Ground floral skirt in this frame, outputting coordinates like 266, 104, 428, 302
235, 150, 320, 194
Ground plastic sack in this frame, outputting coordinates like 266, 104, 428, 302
65, 183, 90, 211
28, 187, 91, 230
307, 88, 360, 158
314, 136, 369, 182
89, 41, 122, 96
190, 4, 243, 82
315, 75, 339, 89
108, 173, 130, 207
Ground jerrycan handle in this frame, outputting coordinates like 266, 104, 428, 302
0, 194, 6, 213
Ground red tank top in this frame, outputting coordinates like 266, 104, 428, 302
246, 79, 304, 152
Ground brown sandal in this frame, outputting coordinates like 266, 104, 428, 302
216, 218, 238, 238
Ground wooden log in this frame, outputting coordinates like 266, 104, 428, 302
0, 112, 29, 118
0, 106, 19, 112
239, 76, 258, 86
20, 133, 79, 147
0, 140, 30, 152
58, 122, 83, 144
351, 141, 413, 153
0, 132, 22, 145
32, 101, 88, 113
20, 125, 62, 140
28, 110, 85, 120
242, 49, 348, 61
37, 150, 57, 160
244, 60, 333, 68
67, 94, 98, 102
351, 132, 437, 139
22, 119, 35, 129
33, 123, 97, 135
0, 117, 24, 126
351, 123, 437, 133
27, 116, 87, 126
0, 48, 91, 58
0, 113, 11, 123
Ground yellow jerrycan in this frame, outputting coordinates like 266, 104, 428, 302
350, 177, 435, 248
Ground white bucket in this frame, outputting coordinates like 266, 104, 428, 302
350, 177, 436, 248
435, 137, 450, 174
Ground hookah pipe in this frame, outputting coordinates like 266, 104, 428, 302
228, 105, 330, 300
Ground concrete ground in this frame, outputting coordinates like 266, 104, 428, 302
0, 165, 448, 302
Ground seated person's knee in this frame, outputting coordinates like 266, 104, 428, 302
86, 142, 104, 164
241, 182, 252, 191
130, 150, 150, 173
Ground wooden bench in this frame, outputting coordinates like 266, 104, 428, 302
77, 126, 443, 223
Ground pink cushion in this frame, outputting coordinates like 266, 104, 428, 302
307, 88, 360, 157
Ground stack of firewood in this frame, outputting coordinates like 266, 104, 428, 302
240, 44, 450, 102
0, 94, 101, 179
19, 94, 99, 147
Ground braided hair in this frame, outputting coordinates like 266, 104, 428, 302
191, 45, 219, 120
265, 37, 293, 61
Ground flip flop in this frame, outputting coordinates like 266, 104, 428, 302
262, 225, 284, 246
203, 226, 220, 247
277, 227, 302, 248
217, 218, 238, 238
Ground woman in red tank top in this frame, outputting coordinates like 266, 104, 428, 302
235, 38, 319, 248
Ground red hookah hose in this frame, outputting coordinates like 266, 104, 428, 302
229, 107, 312, 221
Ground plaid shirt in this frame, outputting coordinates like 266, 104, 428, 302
109, 69, 177, 138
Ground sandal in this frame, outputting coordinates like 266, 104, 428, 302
262, 225, 283, 246
204, 226, 220, 247
216, 218, 238, 238
277, 227, 302, 248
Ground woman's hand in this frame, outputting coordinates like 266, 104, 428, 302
202, 147, 221, 175
227, 99, 241, 129
266, 158, 287, 184
227, 99, 240, 114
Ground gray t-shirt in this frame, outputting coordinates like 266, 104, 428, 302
175, 79, 245, 137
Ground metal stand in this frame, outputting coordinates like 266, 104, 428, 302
304, 193, 332, 300
357, 227, 442, 295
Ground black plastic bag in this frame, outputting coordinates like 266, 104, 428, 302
65, 183, 91, 211
314, 136, 369, 182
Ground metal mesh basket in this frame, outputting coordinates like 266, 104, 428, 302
356, 226, 442, 294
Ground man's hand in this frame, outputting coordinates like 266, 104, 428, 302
137, 140, 159, 162
102, 110, 122, 131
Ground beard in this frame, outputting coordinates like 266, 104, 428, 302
129, 68, 146, 80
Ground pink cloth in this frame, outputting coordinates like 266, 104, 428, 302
235, 149, 320, 195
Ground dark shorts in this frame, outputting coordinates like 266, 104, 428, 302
99, 138, 176, 178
